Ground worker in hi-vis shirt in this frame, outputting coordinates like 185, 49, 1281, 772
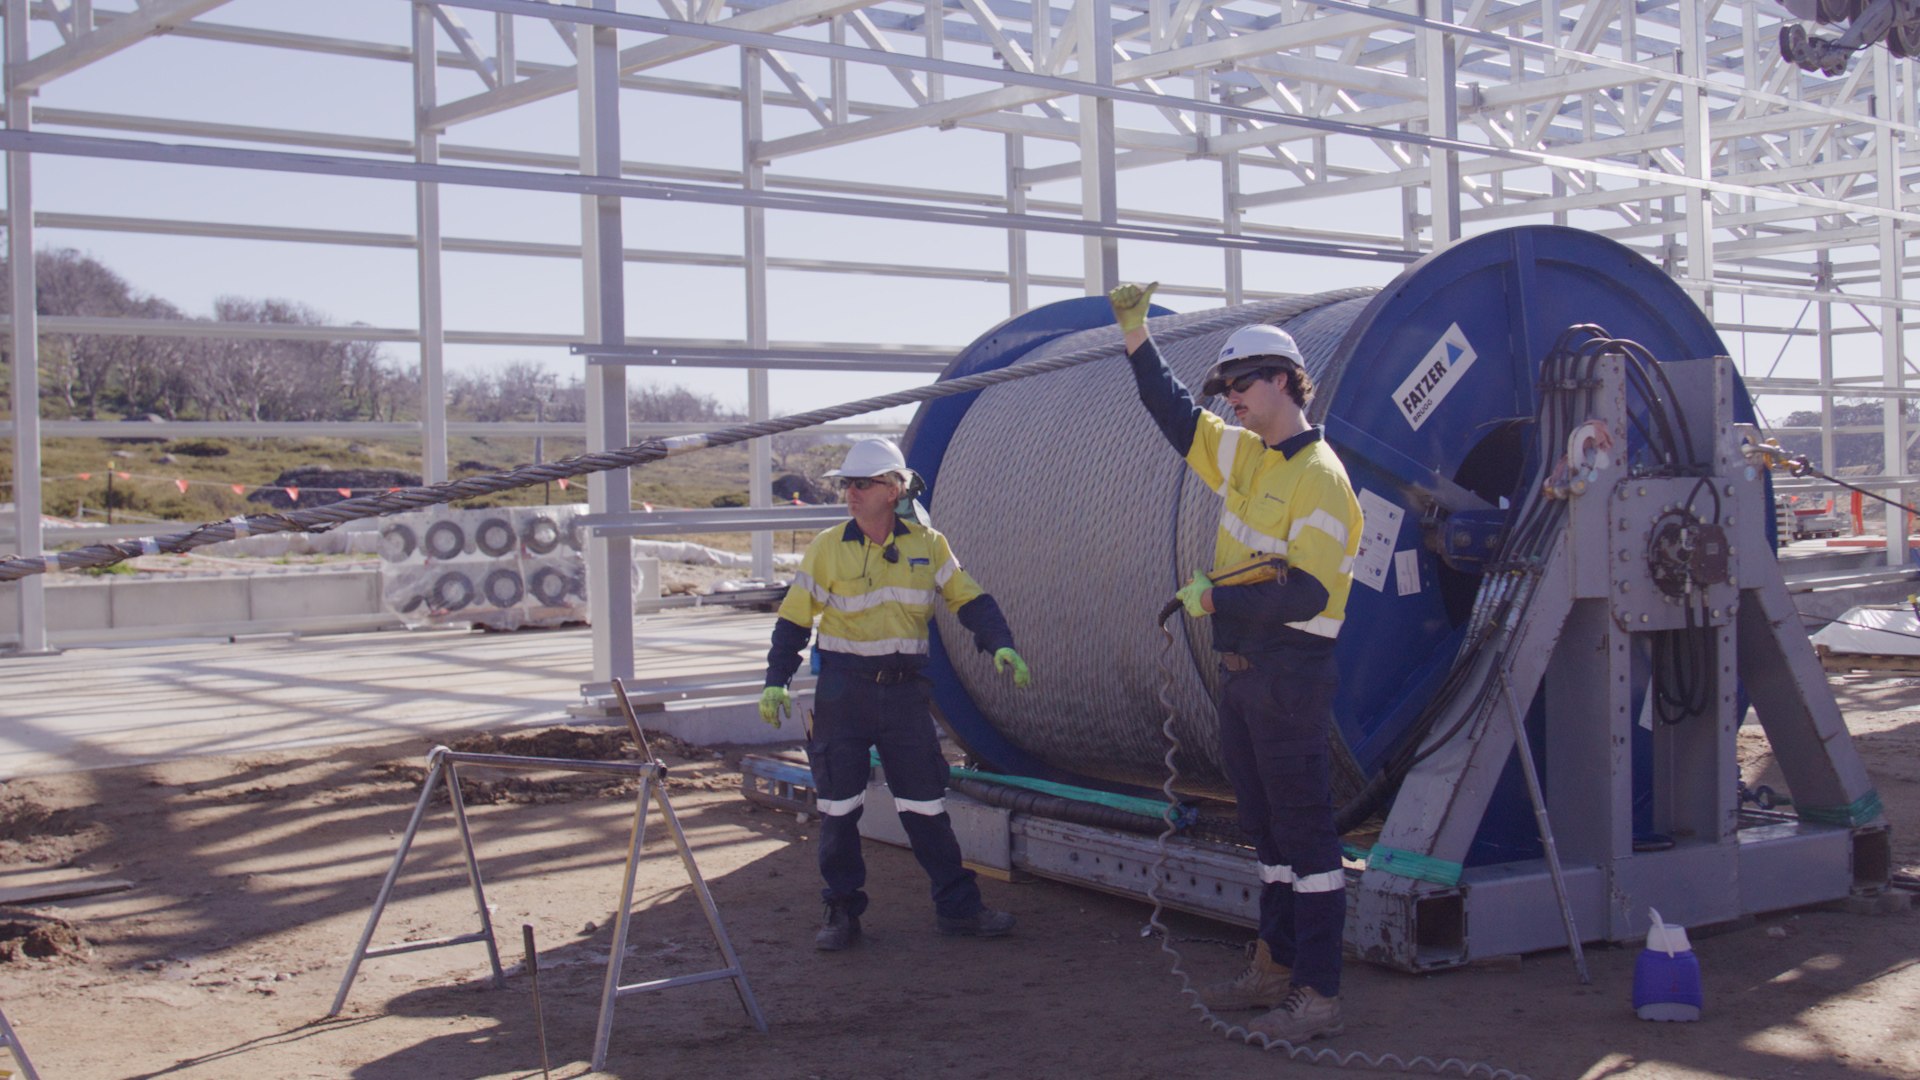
762, 438, 1032, 951
1111, 283, 1362, 1043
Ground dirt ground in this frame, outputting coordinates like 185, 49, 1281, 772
0, 681, 1916, 1080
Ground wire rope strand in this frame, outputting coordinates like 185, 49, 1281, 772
0, 288, 1369, 583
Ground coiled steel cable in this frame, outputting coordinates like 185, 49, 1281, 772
1143, 611, 1533, 1079
928, 289, 1376, 797
0, 297, 1351, 582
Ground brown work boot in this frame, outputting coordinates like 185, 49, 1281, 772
1198, 939, 1293, 1011
814, 900, 861, 951
1248, 985, 1344, 1043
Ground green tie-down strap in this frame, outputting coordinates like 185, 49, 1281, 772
947, 767, 1199, 828
1364, 845, 1464, 887
1796, 790, 1885, 828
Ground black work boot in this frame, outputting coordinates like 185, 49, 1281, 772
935, 907, 1016, 937
815, 900, 861, 951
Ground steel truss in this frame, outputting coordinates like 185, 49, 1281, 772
3, 0, 1918, 678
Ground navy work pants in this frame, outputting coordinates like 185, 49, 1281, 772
1217, 653, 1347, 999
806, 669, 982, 920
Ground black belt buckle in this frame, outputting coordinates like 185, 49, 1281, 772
873, 669, 911, 686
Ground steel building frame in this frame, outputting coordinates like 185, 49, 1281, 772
2, 0, 1917, 680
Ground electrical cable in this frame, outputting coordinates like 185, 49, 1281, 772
1143, 609, 1533, 1080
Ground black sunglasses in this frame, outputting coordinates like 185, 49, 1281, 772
1225, 369, 1276, 395
842, 476, 894, 491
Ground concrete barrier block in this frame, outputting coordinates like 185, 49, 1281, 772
250, 570, 382, 619
46, 579, 112, 633
111, 576, 250, 626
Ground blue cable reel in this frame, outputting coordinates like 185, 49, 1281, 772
905, 228, 1764, 861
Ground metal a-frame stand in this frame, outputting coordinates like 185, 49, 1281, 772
330, 679, 766, 1069
0, 1003, 42, 1080
1353, 354, 1890, 971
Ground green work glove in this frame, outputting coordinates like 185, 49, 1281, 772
1176, 569, 1213, 618
1107, 281, 1159, 333
759, 685, 791, 726
993, 647, 1032, 689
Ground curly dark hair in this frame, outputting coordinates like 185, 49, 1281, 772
1268, 358, 1313, 409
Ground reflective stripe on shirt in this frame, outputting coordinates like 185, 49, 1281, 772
1288, 507, 1351, 548
824, 585, 938, 612
817, 633, 931, 656
1220, 508, 1288, 556
1213, 428, 1242, 495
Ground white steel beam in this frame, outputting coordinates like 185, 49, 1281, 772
415, 3, 450, 486
6, 0, 45, 654
743, 46, 774, 580
579, 0, 633, 686
8, 0, 232, 91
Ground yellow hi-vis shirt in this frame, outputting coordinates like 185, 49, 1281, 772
1186, 417, 1362, 640
776, 518, 988, 658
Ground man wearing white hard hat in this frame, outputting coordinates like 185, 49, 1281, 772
1109, 284, 1362, 1043
762, 438, 1032, 951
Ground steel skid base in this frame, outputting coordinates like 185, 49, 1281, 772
1353, 354, 1889, 970
745, 353, 1891, 973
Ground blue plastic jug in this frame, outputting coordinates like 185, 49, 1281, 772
1632, 908, 1703, 1021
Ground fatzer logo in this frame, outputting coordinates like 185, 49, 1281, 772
1392, 324, 1477, 431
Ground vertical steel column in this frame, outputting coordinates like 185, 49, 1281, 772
925, 0, 944, 102
1422, 0, 1460, 245
580, 0, 633, 681
1817, 256, 1836, 476
1218, 68, 1243, 305
5, 0, 45, 654
1078, 0, 1118, 291
1876, 52, 1907, 564
1005, 133, 1028, 315
743, 48, 772, 581
413, 4, 449, 485
829, 15, 847, 126
1679, 0, 1714, 318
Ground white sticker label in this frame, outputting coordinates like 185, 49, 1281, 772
1394, 549, 1422, 596
1353, 489, 1403, 593
1392, 323, 1478, 431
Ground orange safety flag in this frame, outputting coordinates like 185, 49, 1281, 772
174, 478, 189, 493
232, 484, 245, 495
643, 501, 654, 511
116, 472, 130, 481
286, 487, 300, 502
557, 477, 569, 490
78, 473, 90, 481
338, 488, 352, 498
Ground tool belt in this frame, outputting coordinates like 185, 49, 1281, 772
1220, 652, 1253, 673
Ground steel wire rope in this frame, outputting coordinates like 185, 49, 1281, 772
0, 292, 1362, 583
924, 289, 1376, 794
1141, 612, 1533, 1080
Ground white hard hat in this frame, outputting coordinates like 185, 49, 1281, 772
1203, 324, 1305, 396
824, 438, 912, 482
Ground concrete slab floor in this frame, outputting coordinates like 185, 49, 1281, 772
0, 607, 783, 779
